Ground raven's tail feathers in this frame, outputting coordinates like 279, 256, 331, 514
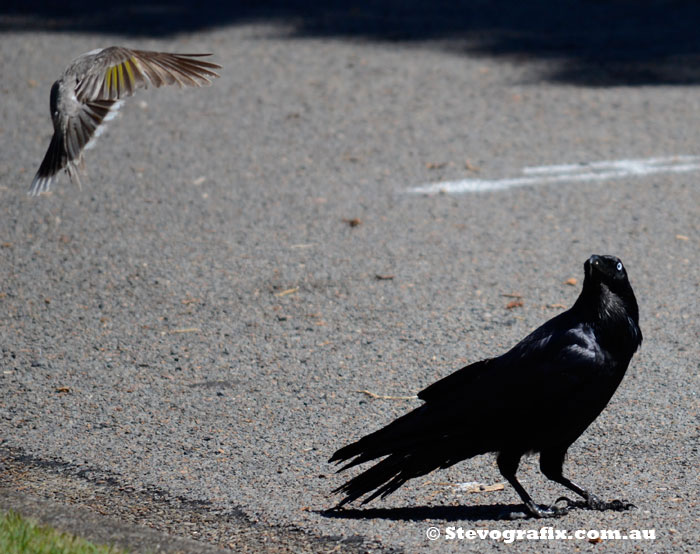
329, 404, 465, 507
332, 453, 419, 508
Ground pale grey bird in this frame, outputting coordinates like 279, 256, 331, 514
29, 47, 221, 195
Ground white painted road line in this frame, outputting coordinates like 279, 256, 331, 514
521, 155, 700, 175
407, 155, 700, 195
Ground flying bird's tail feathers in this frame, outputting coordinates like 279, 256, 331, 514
29, 132, 65, 195
29, 99, 121, 195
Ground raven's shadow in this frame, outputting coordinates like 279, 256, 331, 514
320, 503, 533, 522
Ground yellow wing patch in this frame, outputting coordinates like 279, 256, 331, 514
117, 62, 124, 91
104, 65, 119, 97
104, 59, 138, 97
124, 59, 135, 84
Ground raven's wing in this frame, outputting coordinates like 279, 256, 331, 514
333, 315, 608, 467
416, 319, 616, 451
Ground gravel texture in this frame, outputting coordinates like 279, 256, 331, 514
0, 2, 698, 552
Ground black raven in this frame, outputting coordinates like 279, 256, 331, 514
329, 255, 642, 518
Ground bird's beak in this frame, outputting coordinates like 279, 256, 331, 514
585, 255, 601, 276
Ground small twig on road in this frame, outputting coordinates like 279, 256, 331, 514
275, 287, 298, 297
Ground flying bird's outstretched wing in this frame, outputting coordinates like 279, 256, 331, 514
74, 48, 220, 101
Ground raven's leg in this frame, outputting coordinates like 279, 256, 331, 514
497, 452, 568, 518
539, 450, 635, 511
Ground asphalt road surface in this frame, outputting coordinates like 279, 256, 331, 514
1, 2, 698, 552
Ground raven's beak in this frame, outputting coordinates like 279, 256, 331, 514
585, 254, 601, 276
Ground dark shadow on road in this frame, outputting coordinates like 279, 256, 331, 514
3, 1, 700, 85
319, 503, 533, 522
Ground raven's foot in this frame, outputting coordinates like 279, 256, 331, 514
554, 495, 636, 512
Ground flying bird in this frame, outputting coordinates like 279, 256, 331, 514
330, 255, 642, 518
29, 47, 221, 195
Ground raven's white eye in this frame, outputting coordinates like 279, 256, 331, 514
616, 262, 623, 271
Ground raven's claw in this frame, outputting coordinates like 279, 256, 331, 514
548, 495, 636, 513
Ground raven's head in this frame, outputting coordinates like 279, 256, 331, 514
582, 254, 640, 338
584, 254, 629, 289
